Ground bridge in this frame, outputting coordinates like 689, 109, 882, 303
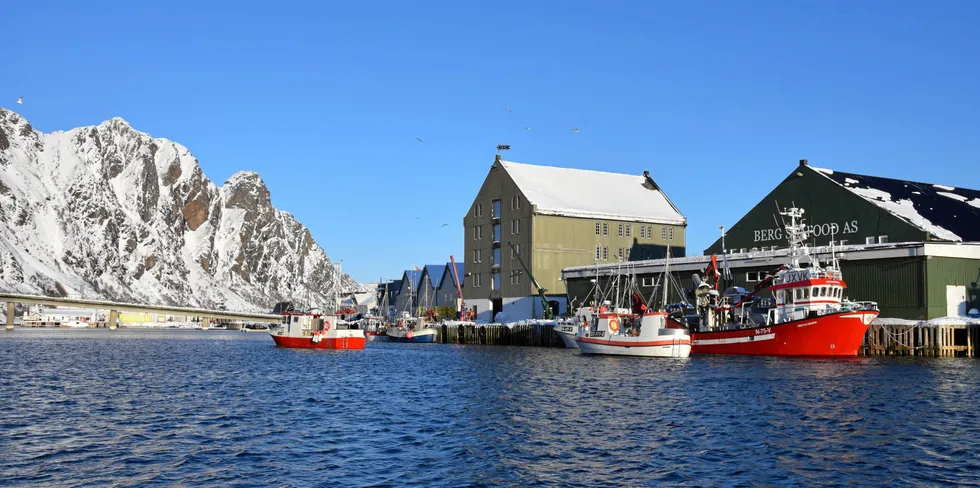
0, 292, 282, 331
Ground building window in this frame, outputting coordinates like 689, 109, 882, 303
669, 227, 674, 241
839, 240, 847, 246
746, 272, 758, 282
618, 224, 624, 237
511, 220, 520, 235
865, 236, 875, 245
626, 225, 631, 238
473, 273, 481, 287
602, 223, 609, 236
641, 277, 654, 287
595, 222, 600, 235
595, 245, 601, 260
618, 248, 624, 259
878, 235, 888, 243
493, 223, 501, 242
474, 204, 482, 218
510, 270, 521, 285
492, 199, 501, 218
640, 226, 646, 239
647, 226, 653, 239
662, 227, 667, 240
739, 248, 746, 253
602, 247, 608, 260
511, 195, 520, 210
492, 272, 500, 290
493, 247, 500, 266
474, 249, 482, 263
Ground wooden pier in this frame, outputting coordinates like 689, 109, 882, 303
862, 320, 979, 358
435, 323, 566, 347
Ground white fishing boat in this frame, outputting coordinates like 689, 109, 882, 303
574, 244, 692, 358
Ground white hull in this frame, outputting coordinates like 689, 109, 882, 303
576, 338, 691, 358
555, 323, 579, 348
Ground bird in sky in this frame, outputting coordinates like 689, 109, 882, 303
16, 96, 23, 105
504, 106, 512, 113
572, 128, 580, 133
415, 137, 424, 143
525, 127, 531, 131
441, 223, 449, 227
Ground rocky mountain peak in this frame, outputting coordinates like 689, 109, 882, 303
0, 107, 356, 311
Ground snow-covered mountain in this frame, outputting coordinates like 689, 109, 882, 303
0, 107, 358, 312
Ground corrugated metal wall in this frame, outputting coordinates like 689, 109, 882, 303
839, 257, 926, 319
925, 257, 980, 319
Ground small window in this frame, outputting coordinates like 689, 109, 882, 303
669, 227, 674, 241
478, 226, 482, 239
618, 224, 624, 237
746, 271, 759, 281
641, 277, 653, 287
602, 223, 608, 236
662, 227, 667, 240
512, 244, 520, 258
618, 248, 624, 259
602, 247, 608, 260
477, 249, 482, 263
878, 236, 888, 243
293, 316, 299, 323
595, 222, 600, 236
595, 245, 601, 260
647, 226, 653, 239
803, 288, 810, 299
626, 225, 631, 238
640, 226, 646, 239
865, 236, 875, 245
511, 195, 520, 210
473, 227, 478, 240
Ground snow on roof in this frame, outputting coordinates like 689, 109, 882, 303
498, 159, 685, 225
812, 167, 980, 242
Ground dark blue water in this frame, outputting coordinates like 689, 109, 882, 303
1, 329, 979, 487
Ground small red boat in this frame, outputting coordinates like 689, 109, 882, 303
684, 207, 878, 356
269, 310, 366, 350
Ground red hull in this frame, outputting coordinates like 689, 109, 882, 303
688, 310, 877, 356
271, 334, 366, 350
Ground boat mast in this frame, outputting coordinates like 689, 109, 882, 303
662, 242, 670, 311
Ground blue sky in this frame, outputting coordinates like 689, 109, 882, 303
3, 0, 978, 283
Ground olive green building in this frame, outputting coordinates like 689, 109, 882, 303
463, 155, 687, 322
562, 159, 980, 321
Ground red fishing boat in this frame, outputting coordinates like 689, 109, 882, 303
682, 207, 878, 356
269, 309, 366, 350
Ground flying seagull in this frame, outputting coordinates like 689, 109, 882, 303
415, 137, 424, 143
441, 223, 449, 227
525, 127, 531, 131
504, 106, 513, 112
16, 96, 23, 105
572, 128, 580, 132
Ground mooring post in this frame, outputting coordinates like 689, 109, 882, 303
5, 302, 14, 331
108, 310, 118, 330
201, 317, 210, 331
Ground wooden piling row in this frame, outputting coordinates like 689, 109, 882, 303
435, 323, 565, 347
862, 323, 978, 358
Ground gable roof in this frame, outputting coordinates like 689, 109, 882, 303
810, 165, 980, 242
400, 270, 422, 292
420, 264, 447, 288
497, 157, 686, 225
439, 262, 464, 287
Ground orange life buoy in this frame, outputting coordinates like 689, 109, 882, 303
608, 318, 620, 334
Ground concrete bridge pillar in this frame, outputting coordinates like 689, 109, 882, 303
6, 302, 14, 331
201, 317, 210, 331
108, 310, 118, 330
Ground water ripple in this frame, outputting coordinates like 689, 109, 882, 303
1, 329, 979, 486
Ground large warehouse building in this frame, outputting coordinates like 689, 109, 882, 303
463, 155, 686, 322
563, 160, 980, 320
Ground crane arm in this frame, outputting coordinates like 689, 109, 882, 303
507, 242, 553, 319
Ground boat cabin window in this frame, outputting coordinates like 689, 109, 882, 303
293, 316, 299, 323
281, 315, 289, 324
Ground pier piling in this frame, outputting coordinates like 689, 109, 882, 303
6, 302, 13, 331
862, 321, 978, 358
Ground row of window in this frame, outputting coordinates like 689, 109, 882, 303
472, 244, 521, 264
596, 222, 674, 241
472, 221, 520, 241
782, 286, 842, 303
472, 197, 521, 219
594, 246, 633, 261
